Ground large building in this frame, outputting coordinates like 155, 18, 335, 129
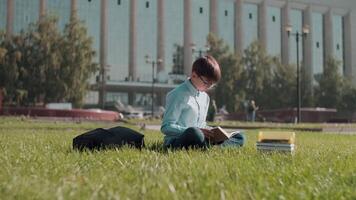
1, 0, 356, 108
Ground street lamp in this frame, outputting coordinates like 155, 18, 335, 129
145, 55, 162, 118
285, 24, 309, 123
98, 64, 110, 109
191, 43, 210, 58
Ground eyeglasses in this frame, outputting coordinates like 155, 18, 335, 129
198, 75, 216, 89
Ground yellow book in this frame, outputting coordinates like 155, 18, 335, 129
258, 131, 295, 144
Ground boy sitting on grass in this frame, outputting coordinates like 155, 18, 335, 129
161, 55, 245, 149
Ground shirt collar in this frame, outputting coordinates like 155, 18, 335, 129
185, 78, 199, 96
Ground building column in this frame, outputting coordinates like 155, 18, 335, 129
303, 6, 313, 88
157, 0, 165, 74
258, 0, 267, 49
343, 12, 352, 81
234, 0, 244, 54
210, 0, 218, 35
183, 0, 193, 75
281, 1, 290, 65
99, 0, 108, 107
70, 0, 77, 20
6, 0, 14, 40
39, 0, 46, 21
129, 0, 137, 81
324, 9, 334, 62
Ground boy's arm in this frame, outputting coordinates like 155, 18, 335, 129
201, 121, 211, 129
160, 94, 188, 137
201, 94, 211, 129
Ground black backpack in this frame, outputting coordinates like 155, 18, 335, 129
73, 126, 145, 151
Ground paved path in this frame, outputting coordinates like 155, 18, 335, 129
322, 126, 356, 135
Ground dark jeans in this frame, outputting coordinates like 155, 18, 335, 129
167, 127, 246, 150
169, 127, 208, 149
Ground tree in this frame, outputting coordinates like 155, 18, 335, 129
339, 81, 356, 112
0, 31, 6, 62
207, 33, 243, 112
300, 62, 314, 107
239, 41, 274, 109
170, 44, 185, 84
0, 32, 25, 105
314, 57, 344, 108
13, 16, 64, 105
171, 44, 184, 75
0, 15, 97, 107
205, 35, 356, 114
269, 58, 296, 109
60, 13, 98, 107
313, 57, 356, 112
0, 31, 8, 107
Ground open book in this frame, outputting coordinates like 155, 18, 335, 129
209, 126, 236, 143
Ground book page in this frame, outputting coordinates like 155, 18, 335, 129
210, 127, 230, 143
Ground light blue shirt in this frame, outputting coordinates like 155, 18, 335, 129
161, 79, 210, 145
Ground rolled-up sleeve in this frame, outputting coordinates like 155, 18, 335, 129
160, 93, 187, 137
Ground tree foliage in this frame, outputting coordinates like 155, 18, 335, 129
269, 58, 296, 109
205, 34, 356, 114
300, 64, 314, 107
171, 44, 184, 75
207, 33, 242, 112
238, 42, 275, 110
314, 57, 356, 112
60, 14, 98, 107
314, 57, 344, 108
338, 82, 356, 112
0, 31, 6, 62
237, 42, 304, 111
20, 17, 63, 105
0, 15, 98, 107
0, 32, 25, 104
206, 38, 302, 112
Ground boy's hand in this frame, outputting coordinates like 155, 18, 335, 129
200, 128, 214, 140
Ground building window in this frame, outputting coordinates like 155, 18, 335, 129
272, 16, 276, 22
249, 13, 253, 19
88, 0, 91, 2
117, 0, 121, 5
146, 1, 149, 8
316, 42, 320, 48
336, 44, 340, 50
200, 7, 203, 14
225, 10, 228, 16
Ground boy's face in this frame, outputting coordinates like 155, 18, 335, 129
191, 71, 216, 92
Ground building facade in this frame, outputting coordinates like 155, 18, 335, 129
1, 0, 356, 108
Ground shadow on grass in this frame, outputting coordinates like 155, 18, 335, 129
68, 140, 167, 154
68, 140, 214, 154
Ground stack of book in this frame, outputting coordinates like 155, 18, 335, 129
256, 131, 295, 153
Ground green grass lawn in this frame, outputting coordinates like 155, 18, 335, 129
0, 117, 355, 200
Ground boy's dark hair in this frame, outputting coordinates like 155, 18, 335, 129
192, 55, 221, 83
